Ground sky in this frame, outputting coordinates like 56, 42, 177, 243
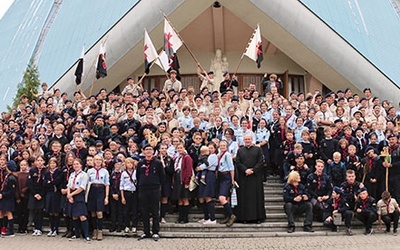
0, 0, 14, 20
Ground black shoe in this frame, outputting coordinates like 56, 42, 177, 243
116, 227, 121, 233
66, 230, 74, 238
61, 230, 70, 237
394, 229, 398, 236
386, 227, 391, 233
287, 227, 295, 233
137, 234, 150, 241
109, 226, 116, 233
331, 225, 338, 232
304, 226, 314, 232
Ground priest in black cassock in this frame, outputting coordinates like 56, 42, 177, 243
235, 134, 266, 222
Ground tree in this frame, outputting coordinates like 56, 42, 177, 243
9, 59, 41, 110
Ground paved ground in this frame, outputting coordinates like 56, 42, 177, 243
2, 232, 400, 250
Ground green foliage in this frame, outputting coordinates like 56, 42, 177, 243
9, 59, 41, 110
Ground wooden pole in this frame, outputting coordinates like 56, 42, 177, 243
233, 24, 258, 76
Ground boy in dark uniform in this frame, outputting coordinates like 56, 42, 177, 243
323, 186, 351, 232
109, 159, 123, 232
355, 187, 378, 235
136, 144, 165, 241
306, 159, 332, 222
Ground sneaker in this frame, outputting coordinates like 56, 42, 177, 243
36, 230, 42, 236
200, 178, 207, 185
69, 235, 78, 241
3, 232, 15, 238
287, 227, 295, 233
197, 218, 206, 223
346, 228, 353, 236
124, 227, 130, 233
152, 234, 160, 241
32, 230, 38, 236
131, 227, 137, 234
1, 227, 7, 235
85, 237, 91, 242
203, 219, 217, 225
160, 218, 167, 224
137, 234, 149, 241
386, 228, 391, 233
47, 230, 54, 237
394, 229, 398, 236
51, 230, 58, 237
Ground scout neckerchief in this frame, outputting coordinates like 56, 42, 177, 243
94, 166, 102, 180
71, 170, 82, 189
0, 173, 10, 191
217, 151, 228, 172
126, 169, 135, 183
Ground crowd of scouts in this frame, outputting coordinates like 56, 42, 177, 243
0, 69, 399, 242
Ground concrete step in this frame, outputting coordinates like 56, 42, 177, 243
158, 229, 371, 238
264, 190, 283, 196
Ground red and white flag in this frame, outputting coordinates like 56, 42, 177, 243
144, 29, 158, 74
244, 24, 263, 68
164, 17, 182, 71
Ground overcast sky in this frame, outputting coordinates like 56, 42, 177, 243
0, 0, 14, 20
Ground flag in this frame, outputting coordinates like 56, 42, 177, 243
144, 29, 158, 74
244, 24, 263, 68
74, 46, 84, 85
96, 43, 107, 79
155, 50, 169, 72
164, 18, 182, 71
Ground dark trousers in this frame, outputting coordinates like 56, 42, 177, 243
343, 210, 353, 229
389, 176, 400, 203
110, 197, 123, 228
139, 188, 160, 236
284, 202, 313, 228
382, 210, 400, 230
355, 211, 377, 230
16, 198, 29, 231
123, 191, 138, 228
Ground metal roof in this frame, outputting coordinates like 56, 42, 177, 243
300, 0, 400, 87
0, 0, 136, 112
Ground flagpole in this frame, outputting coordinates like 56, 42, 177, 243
233, 24, 259, 76
163, 14, 208, 74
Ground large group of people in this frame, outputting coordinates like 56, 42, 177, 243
0, 66, 399, 242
